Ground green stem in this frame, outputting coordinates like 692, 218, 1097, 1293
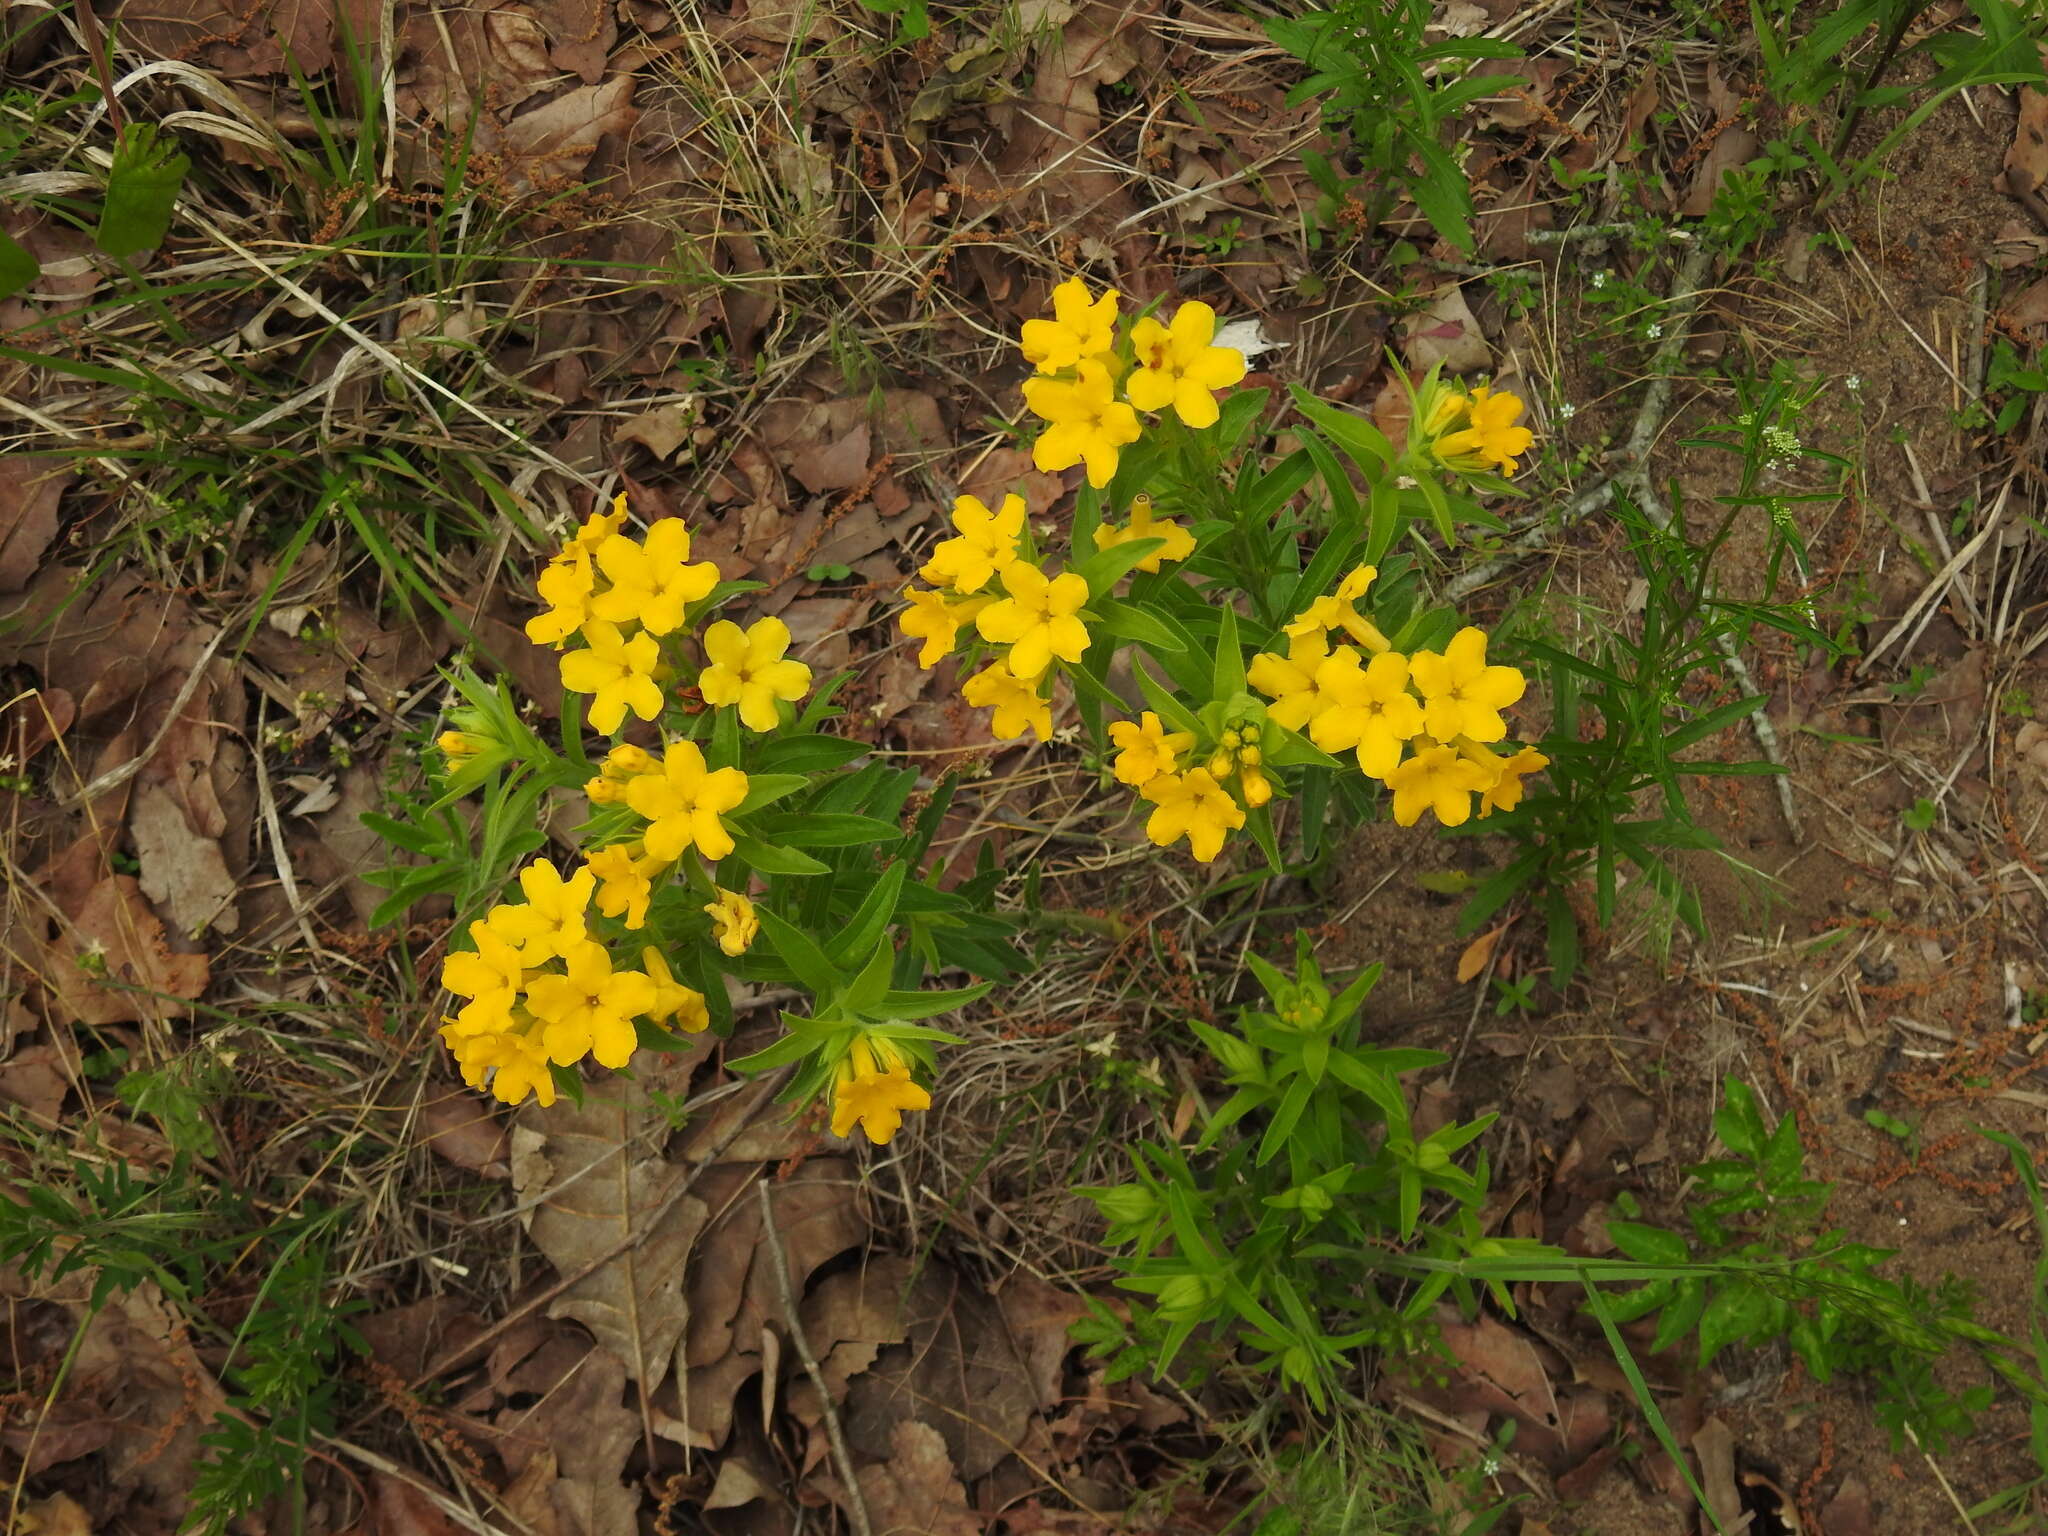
1828, 0, 1931, 163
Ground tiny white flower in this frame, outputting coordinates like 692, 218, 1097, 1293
1480, 1457, 1502, 1477
1845, 374, 1862, 391
1646, 322, 1664, 340
1557, 402, 1577, 421
1590, 271, 1609, 289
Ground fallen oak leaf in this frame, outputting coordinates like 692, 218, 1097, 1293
47, 875, 208, 1026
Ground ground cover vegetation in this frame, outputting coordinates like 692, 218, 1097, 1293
6, 0, 2048, 1530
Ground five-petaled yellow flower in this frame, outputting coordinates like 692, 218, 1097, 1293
486, 858, 595, 966
1125, 301, 1248, 430
922, 493, 1026, 594
699, 616, 813, 732
974, 563, 1091, 680
1408, 627, 1525, 744
445, 1027, 558, 1107
560, 621, 664, 734
442, 919, 527, 1029
626, 739, 750, 863
1093, 495, 1196, 573
643, 947, 711, 1033
590, 520, 719, 635
898, 588, 992, 668
1436, 385, 1535, 477
1020, 276, 1119, 374
1107, 711, 1194, 787
962, 661, 1052, 741
1023, 360, 1143, 488
704, 888, 759, 957
1310, 649, 1426, 779
1249, 631, 1338, 731
524, 939, 656, 1070
586, 843, 661, 930
1141, 767, 1246, 863
830, 1033, 932, 1145
1284, 566, 1388, 651
1385, 739, 1496, 828
525, 545, 597, 647
1477, 746, 1549, 818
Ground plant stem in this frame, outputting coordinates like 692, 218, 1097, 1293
1828, 0, 1931, 163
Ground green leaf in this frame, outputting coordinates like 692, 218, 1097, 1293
1092, 596, 1189, 653
876, 983, 992, 1020
1713, 1078, 1765, 1159
1650, 1278, 1708, 1355
1212, 604, 1247, 703
1696, 1282, 1769, 1367
842, 940, 896, 1012
756, 908, 839, 997
728, 833, 830, 877
1288, 385, 1397, 470
727, 1021, 830, 1073
1259, 720, 1345, 770
1606, 1221, 1690, 1266
1763, 1109, 1804, 1188
753, 735, 870, 773
828, 861, 907, 969
736, 774, 810, 814
1665, 694, 1766, 753
758, 812, 903, 848
0, 231, 39, 303
96, 124, 192, 260
1132, 657, 1205, 737
1075, 536, 1167, 598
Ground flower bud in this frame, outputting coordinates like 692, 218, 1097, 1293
1155, 1274, 1211, 1320
1090, 1185, 1157, 1226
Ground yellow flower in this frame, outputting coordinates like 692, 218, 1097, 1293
483, 858, 594, 966
1408, 628, 1525, 744
1019, 275, 1118, 373
442, 919, 526, 1026
1477, 746, 1549, 818
1239, 762, 1272, 808
1309, 649, 1426, 779
1024, 360, 1142, 488
973, 563, 1091, 679
830, 1034, 932, 1145
1125, 301, 1248, 429
1107, 711, 1194, 787
1249, 631, 1340, 731
961, 660, 1051, 741
1283, 566, 1389, 651
642, 947, 711, 1033
699, 616, 813, 732
560, 621, 664, 734
585, 742, 661, 805
525, 545, 597, 647
898, 587, 993, 668
523, 939, 656, 1070
1384, 738, 1495, 828
589, 520, 719, 635
1092, 494, 1197, 573
576, 493, 631, 550
1436, 385, 1535, 476
921, 493, 1026, 595
704, 888, 759, 956
586, 843, 663, 930
443, 1025, 557, 1108
1141, 767, 1246, 862
625, 739, 750, 864
437, 729, 484, 761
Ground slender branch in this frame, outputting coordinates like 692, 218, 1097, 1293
758, 1179, 873, 1536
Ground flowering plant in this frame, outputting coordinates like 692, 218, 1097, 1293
899, 276, 1549, 869
374, 497, 1017, 1140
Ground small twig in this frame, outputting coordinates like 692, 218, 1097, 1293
758, 1179, 873, 1536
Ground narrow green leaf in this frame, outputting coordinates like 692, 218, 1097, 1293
96, 123, 191, 259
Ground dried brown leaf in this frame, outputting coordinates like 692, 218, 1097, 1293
420, 1088, 511, 1179
534, 0, 616, 80
516, 1075, 710, 1394
0, 456, 68, 594
1456, 926, 1503, 985
498, 75, 638, 195
614, 403, 697, 460
492, 1347, 641, 1534
790, 423, 873, 495
854, 1421, 981, 1536
48, 876, 208, 1026
130, 783, 239, 939
1400, 285, 1489, 374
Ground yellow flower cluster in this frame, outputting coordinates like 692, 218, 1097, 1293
1106, 711, 1266, 863
440, 858, 710, 1108
526, 494, 812, 736
1020, 277, 1248, 488
1251, 567, 1547, 828
443, 498, 804, 1111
